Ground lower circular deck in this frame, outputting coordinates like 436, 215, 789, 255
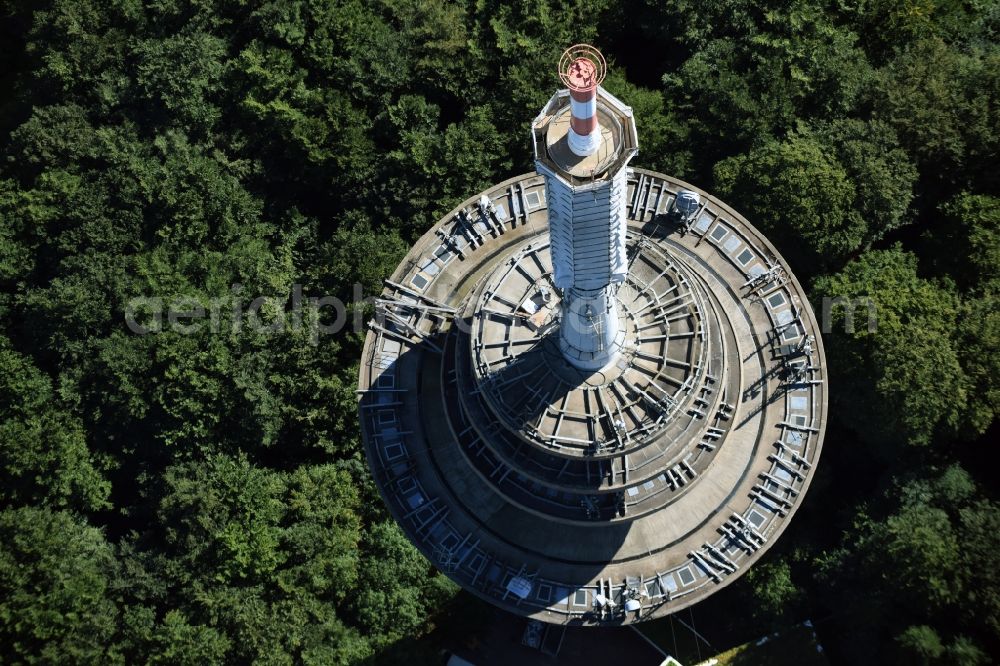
358, 169, 827, 624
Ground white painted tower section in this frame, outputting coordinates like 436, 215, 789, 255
531, 47, 638, 371
541, 161, 629, 370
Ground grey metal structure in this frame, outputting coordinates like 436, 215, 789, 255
358, 74, 827, 626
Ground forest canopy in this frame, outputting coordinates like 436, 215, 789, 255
0, 0, 997, 664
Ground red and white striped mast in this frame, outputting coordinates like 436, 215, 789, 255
559, 45, 607, 157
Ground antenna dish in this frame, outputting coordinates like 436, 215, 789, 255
559, 44, 607, 92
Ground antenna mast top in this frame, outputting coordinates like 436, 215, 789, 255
558, 44, 607, 93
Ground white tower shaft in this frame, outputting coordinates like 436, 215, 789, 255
532, 45, 638, 372
545, 166, 629, 370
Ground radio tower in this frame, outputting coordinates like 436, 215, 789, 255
358, 45, 827, 627
532, 45, 638, 370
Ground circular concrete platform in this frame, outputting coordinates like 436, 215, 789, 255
358, 169, 827, 625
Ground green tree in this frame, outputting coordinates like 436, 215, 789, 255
812, 119, 917, 244
934, 193, 1000, 291
817, 467, 998, 661
812, 247, 970, 446
377, 96, 510, 236
279, 465, 363, 604
715, 120, 916, 273
873, 39, 999, 192
662, 4, 871, 179
956, 294, 1000, 435
944, 635, 990, 665
147, 611, 231, 665
145, 461, 374, 662
897, 625, 990, 666
0, 338, 109, 511
0, 507, 121, 664
866, 503, 962, 610
715, 132, 863, 272
740, 558, 804, 630
957, 500, 1000, 639
897, 625, 945, 665
157, 454, 285, 584
350, 521, 458, 649
133, 31, 226, 134
845, 0, 993, 64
